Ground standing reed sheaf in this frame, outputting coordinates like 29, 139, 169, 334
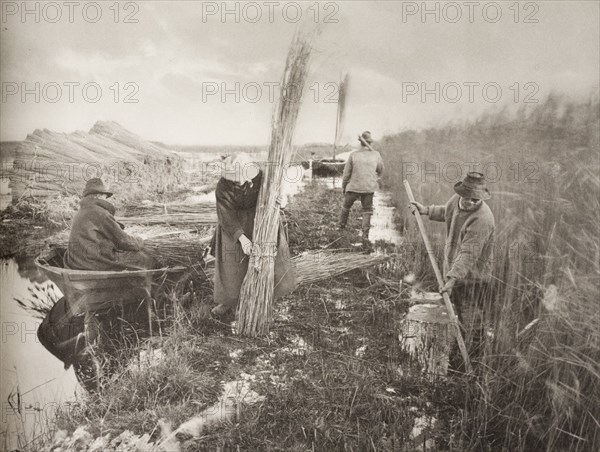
236, 28, 319, 336
333, 73, 349, 159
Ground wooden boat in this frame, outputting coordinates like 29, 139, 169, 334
311, 158, 345, 176
35, 246, 191, 390
35, 246, 187, 315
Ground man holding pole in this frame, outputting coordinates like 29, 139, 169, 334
338, 131, 384, 244
409, 172, 495, 330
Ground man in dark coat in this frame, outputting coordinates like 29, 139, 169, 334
211, 153, 296, 317
65, 178, 146, 271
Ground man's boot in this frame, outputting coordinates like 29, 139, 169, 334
361, 212, 372, 241
338, 208, 350, 230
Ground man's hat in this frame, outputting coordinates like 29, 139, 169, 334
454, 172, 491, 200
82, 178, 113, 197
358, 131, 373, 145
222, 152, 260, 183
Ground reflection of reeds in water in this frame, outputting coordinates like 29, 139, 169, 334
237, 27, 320, 337
380, 95, 600, 451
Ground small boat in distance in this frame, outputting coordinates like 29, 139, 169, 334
304, 148, 352, 176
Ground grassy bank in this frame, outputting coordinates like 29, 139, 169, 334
379, 95, 600, 451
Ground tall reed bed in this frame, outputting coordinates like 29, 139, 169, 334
379, 94, 600, 451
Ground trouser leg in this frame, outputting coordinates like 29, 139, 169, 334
361, 213, 372, 240
360, 193, 374, 240
339, 208, 351, 229
339, 192, 358, 229
451, 282, 488, 355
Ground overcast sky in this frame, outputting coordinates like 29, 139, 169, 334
1, 1, 598, 145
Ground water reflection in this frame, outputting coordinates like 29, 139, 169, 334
0, 259, 79, 450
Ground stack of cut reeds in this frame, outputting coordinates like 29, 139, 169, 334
142, 233, 213, 266
121, 202, 216, 217
237, 28, 319, 337
116, 211, 216, 226
32, 225, 214, 268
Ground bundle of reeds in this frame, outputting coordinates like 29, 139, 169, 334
203, 250, 390, 285
28, 225, 213, 266
293, 250, 390, 285
333, 73, 349, 158
117, 211, 216, 226
122, 202, 215, 217
143, 233, 213, 266
236, 28, 319, 337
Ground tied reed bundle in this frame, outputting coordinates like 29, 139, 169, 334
203, 250, 390, 286
117, 211, 217, 226
143, 233, 213, 266
237, 28, 319, 336
293, 250, 390, 286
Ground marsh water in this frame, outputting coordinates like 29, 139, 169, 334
0, 260, 79, 450
0, 164, 401, 448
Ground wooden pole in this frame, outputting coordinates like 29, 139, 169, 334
403, 180, 472, 373
358, 135, 376, 152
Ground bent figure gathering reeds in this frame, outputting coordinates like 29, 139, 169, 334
210, 153, 296, 320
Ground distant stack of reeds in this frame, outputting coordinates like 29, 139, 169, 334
237, 28, 319, 336
9, 121, 185, 203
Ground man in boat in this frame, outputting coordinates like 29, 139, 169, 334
338, 131, 384, 244
409, 172, 495, 346
64, 178, 149, 271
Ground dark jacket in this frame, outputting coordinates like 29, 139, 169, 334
212, 171, 296, 308
65, 197, 142, 271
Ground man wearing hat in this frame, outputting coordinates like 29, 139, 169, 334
338, 131, 385, 243
65, 178, 146, 271
409, 172, 495, 322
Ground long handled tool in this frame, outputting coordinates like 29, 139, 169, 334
403, 180, 472, 373
358, 135, 376, 152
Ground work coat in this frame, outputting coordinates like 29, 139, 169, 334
342, 148, 384, 193
212, 171, 296, 309
429, 194, 495, 282
64, 197, 144, 271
